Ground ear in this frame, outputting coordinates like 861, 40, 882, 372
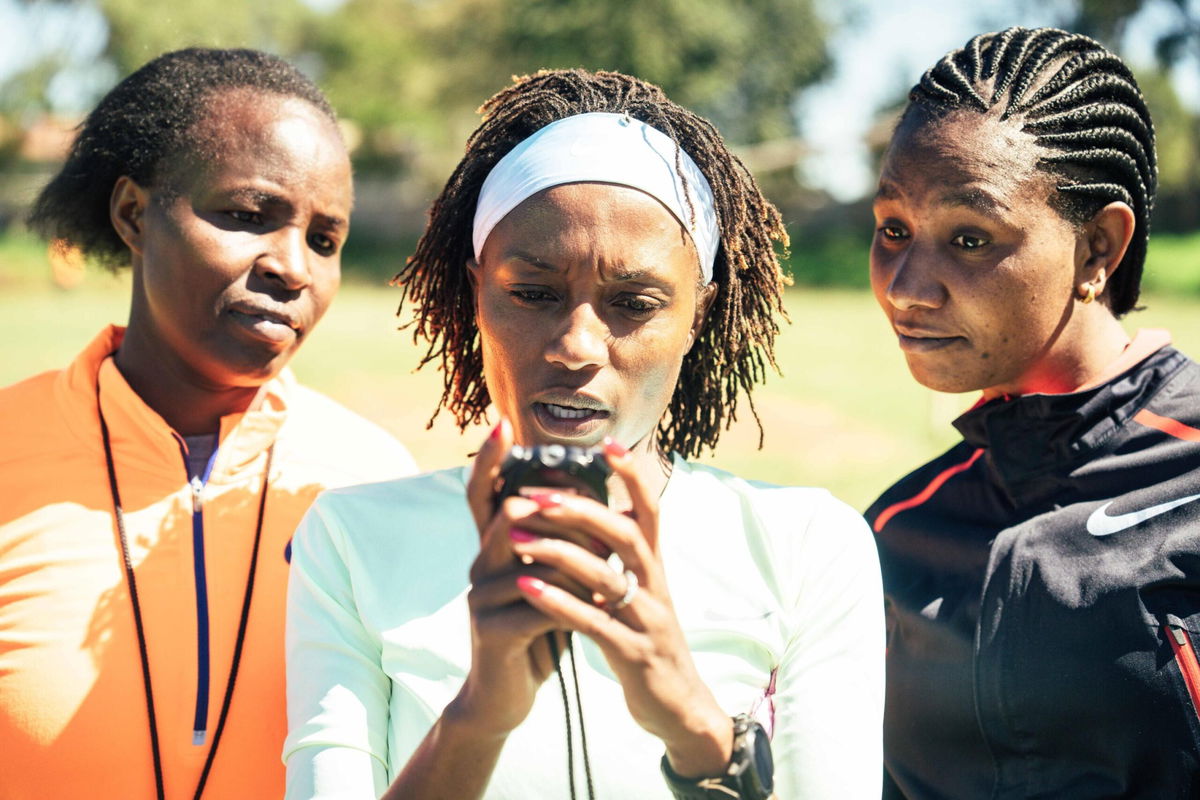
1075, 201, 1135, 302
110, 176, 151, 257
685, 281, 719, 353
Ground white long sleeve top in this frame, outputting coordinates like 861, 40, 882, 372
284, 456, 884, 799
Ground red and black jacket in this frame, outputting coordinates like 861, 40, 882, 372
867, 343, 1200, 800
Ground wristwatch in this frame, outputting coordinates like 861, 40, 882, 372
660, 714, 774, 800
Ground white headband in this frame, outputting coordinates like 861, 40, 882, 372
472, 112, 720, 283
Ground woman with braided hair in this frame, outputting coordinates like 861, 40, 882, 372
866, 27, 1200, 799
285, 69, 884, 799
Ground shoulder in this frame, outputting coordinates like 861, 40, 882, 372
0, 368, 74, 466
314, 466, 468, 518
276, 383, 417, 484
1142, 346, 1200, 430
864, 441, 981, 534
670, 459, 878, 580
293, 467, 478, 614
0, 368, 62, 420
676, 459, 869, 536
301, 467, 473, 555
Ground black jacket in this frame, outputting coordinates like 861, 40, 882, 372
868, 344, 1200, 799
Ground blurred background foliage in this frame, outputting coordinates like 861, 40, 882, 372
0, 0, 1196, 285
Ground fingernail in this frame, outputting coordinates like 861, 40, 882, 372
509, 528, 541, 543
530, 491, 563, 509
603, 437, 628, 458
488, 421, 502, 441
516, 575, 545, 597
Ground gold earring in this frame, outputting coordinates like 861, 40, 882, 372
1080, 284, 1096, 304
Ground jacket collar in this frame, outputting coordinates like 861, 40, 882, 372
56, 325, 292, 484
952, 331, 1185, 498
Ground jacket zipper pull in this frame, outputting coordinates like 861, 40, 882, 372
1165, 622, 1200, 722
191, 475, 204, 512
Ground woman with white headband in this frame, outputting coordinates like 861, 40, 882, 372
283, 69, 884, 800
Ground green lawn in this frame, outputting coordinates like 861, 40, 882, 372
2, 234, 1197, 510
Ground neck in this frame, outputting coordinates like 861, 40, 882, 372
115, 323, 262, 436
984, 305, 1131, 399
606, 432, 673, 511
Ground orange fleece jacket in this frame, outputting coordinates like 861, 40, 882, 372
0, 326, 416, 799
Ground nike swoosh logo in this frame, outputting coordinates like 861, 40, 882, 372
1086, 493, 1200, 536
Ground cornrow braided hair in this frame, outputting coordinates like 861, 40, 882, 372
905, 27, 1157, 315
394, 69, 790, 459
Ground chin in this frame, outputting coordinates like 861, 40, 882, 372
214, 352, 294, 388
905, 360, 982, 395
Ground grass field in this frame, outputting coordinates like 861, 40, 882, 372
2, 232, 1197, 510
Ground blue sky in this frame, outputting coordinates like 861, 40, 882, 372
2, 0, 1197, 202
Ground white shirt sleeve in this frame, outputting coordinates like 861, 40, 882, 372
762, 492, 886, 799
284, 497, 392, 800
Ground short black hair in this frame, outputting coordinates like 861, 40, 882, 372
27, 47, 336, 271
901, 27, 1157, 315
395, 69, 790, 459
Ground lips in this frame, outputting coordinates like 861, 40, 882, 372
530, 393, 612, 441
227, 302, 301, 345
893, 322, 965, 354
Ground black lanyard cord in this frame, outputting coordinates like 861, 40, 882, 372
98, 383, 273, 800
548, 632, 595, 800
99, 404, 165, 800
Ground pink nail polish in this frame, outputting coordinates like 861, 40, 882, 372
516, 575, 545, 597
509, 528, 540, 543
530, 491, 563, 509
603, 437, 628, 457
488, 421, 502, 441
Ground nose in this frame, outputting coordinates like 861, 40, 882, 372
545, 303, 609, 371
254, 228, 311, 291
877, 242, 946, 311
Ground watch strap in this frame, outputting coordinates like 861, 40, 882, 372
660, 714, 774, 800
660, 753, 742, 799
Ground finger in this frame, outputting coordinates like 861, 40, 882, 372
515, 574, 647, 647
466, 418, 513, 533
604, 438, 661, 552
526, 491, 650, 579
472, 597, 560, 645
508, 530, 628, 605
470, 552, 594, 609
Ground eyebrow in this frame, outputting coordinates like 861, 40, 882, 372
507, 252, 560, 271
874, 182, 901, 202
936, 188, 1009, 214
504, 252, 666, 284
228, 188, 348, 229
229, 188, 287, 207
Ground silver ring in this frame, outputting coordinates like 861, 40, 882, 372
609, 569, 639, 611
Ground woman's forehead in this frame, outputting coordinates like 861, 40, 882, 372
878, 111, 1049, 205
165, 91, 350, 199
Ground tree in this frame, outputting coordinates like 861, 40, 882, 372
305, 0, 830, 182
97, 0, 315, 75
1069, 0, 1199, 61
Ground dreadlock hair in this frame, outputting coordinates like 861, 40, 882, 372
901, 26, 1157, 316
28, 48, 336, 271
395, 69, 790, 459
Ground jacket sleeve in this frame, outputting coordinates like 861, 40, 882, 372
769, 493, 886, 799
283, 496, 391, 800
